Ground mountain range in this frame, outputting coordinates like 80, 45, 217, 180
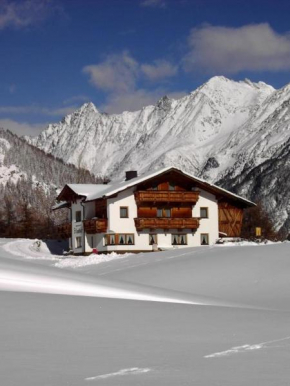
17, 76, 290, 233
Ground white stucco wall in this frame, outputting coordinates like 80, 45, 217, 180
192, 189, 219, 246
71, 187, 219, 254
101, 186, 219, 252
71, 199, 85, 254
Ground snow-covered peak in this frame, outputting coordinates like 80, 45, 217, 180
22, 77, 290, 231
78, 102, 99, 114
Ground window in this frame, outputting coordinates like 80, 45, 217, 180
108, 234, 115, 245
120, 207, 129, 218
75, 210, 82, 222
105, 234, 135, 246
152, 183, 158, 191
157, 207, 171, 217
126, 234, 134, 245
149, 234, 158, 245
200, 207, 208, 218
172, 234, 187, 245
201, 234, 209, 245
169, 182, 175, 191
119, 234, 125, 244
76, 236, 82, 248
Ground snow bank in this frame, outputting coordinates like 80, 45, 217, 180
2, 239, 59, 261
216, 239, 279, 247
55, 251, 133, 268
2, 239, 133, 269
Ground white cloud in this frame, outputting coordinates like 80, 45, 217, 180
83, 52, 181, 113
83, 52, 138, 93
0, 0, 62, 30
183, 23, 290, 74
0, 105, 77, 116
101, 88, 187, 114
140, 0, 166, 8
83, 52, 178, 93
63, 95, 90, 105
101, 89, 162, 114
0, 119, 46, 136
141, 60, 178, 81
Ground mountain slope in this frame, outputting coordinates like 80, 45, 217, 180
27, 76, 290, 232
28, 77, 275, 177
0, 129, 104, 238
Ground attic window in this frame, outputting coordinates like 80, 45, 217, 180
152, 183, 158, 191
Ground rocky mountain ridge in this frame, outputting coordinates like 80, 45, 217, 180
26, 76, 290, 232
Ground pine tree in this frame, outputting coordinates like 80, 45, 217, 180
241, 202, 278, 241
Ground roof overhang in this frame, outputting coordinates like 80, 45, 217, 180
101, 167, 255, 208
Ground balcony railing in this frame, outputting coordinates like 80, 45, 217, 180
134, 217, 199, 231
83, 218, 108, 234
57, 222, 71, 239
134, 190, 199, 204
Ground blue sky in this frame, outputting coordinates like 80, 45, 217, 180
0, 0, 290, 135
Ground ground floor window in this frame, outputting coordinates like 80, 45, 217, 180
149, 234, 158, 245
172, 234, 187, 245
104, 233, 135, 246
201, 233, 209, 245
76, 236, 82, 248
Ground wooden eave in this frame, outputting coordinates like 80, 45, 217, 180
103, 168, 255, 208
56, 184, 85, 203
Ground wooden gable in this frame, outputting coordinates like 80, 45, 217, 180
57, 185, 83, 203
137, 170, 198, 191
218, 200, 244, 237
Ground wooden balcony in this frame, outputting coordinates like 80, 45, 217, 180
83, 218, 108, 234
134, 217, 199, 231
57, 222, 71, 239
134, 190, 199, 204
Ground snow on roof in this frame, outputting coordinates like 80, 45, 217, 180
51, 201, 69, 210
64, 167, 255, 206
67, 184, 109, 197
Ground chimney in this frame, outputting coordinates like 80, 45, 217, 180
125, 170, 138, 181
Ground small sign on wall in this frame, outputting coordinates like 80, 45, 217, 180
255, 227, 262, 237
74, 224, 83, 235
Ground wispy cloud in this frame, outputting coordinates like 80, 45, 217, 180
83, 51, 139, 93
140, 0, 166, 8
83, 51, 182, 113
63, 95, 91, 105
0, 105, 77, 116
141, 60, 178, 81
0, 0, 63, 30
183, 23, 290, 74
100, 88, 187, 114
0, 118, 46, 136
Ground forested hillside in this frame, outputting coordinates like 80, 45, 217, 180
0, 128, 106, 238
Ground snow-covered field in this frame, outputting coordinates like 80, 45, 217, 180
0, 238, 290, 385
